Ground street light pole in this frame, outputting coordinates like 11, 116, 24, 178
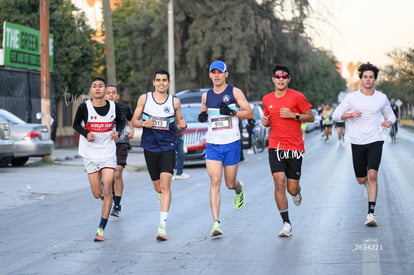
168, 0, 175, 95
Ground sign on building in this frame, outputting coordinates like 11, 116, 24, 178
1, 21, 54, 71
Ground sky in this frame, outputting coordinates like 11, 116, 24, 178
306, 0, 414, 78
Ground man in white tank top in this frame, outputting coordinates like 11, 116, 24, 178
73, 77, 124, 241
198, 60, 253, 236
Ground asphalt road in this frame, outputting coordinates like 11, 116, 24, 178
0, 127, 413, 275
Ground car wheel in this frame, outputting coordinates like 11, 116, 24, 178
0, 156, 13, 167
11, 157, 29, 167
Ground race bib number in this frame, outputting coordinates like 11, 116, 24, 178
211, 117, 232, 131
151, 117, 170, 130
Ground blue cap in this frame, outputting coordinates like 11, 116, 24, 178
209, 60, 227, 72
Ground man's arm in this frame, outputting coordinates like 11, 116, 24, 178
132, 94, 155, 128
198, 92, 208, 122
233, 87, 254, 119
72, 103, 89, 138
174, 97, 187, 130
296, 108, 314, 122
114, 103, 125, 134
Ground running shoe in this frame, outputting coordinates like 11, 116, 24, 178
156, 226, 168, 241
278, 222, 292, 237
292, 191, 302, 206
210, 220, 223, 236
365, 213, 377, 226
110, 205, 121, 217
94, 228, 105, 241
174, 173, 190, 180
233, 181, 245, 210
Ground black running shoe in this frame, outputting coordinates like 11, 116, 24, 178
110, 205, 121, 217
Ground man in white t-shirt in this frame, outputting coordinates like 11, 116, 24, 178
332, 62, 396, 227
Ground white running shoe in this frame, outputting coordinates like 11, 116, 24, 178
174, 173, 190, 180
278, 222, 292, 237
365, 213, 377, 226
292, 192, 302, 206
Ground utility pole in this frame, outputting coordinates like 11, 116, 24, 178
168, 0, 175, 95
40, 0, 51, 162
102, 0, 117, 85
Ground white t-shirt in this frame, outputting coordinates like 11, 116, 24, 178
332, 90, 396, 145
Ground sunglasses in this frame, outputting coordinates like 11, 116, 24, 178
273, 74, 289, 79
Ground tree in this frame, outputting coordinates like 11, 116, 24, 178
377, 48, 414, 115
296, 50, 347, 106
0, 0, 100, 100
109, 0, 344, 105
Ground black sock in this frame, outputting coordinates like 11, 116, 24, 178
114, 196, 121, 206
280, 209, 290, 224
99, 218, 108, 230
368, 201, 376, 214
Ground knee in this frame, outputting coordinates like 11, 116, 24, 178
286, 186, 297, 196
273, 180, 285, 192
210, 178, 221, 189
367, 170, 377, 183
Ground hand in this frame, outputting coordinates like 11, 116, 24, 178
219, 102, 236, 116
279, 107, 293, 119
381, 120, 392, 128
143, 119, 154, 128
87, 132, 95, 142
127, 130, 134, 139
261, 115, 270, 126
112, 131, 119, 141
351, 110, 362, 118
178, 118, 187, 129
198, 111, 208, 122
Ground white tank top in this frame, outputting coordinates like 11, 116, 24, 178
78, 100, 116, 160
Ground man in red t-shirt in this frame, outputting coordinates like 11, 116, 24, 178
261, 64, 314, 237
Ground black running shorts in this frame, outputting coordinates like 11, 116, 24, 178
268, 149, 303, 180
351, 141, 384, 178
116, 143, 129, 167
144, 149, 175, 181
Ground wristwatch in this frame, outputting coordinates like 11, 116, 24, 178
295, 113, 300, 120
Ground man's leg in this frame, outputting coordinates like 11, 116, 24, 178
273, 172, 288, 211
159, 172, 173, 212
366, 169, 378, 204
207, 160, 223, 222
114, 165, 124, 197
223, 164, 241, 192
101, 168, 115, 219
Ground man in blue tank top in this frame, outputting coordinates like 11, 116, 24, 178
198, 60, 254, 236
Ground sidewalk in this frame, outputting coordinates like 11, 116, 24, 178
401, 121, 414, 131
30, 146, 147, 169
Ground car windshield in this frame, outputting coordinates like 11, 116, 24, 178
0, 109, 25, 124
181, 105, 201, 123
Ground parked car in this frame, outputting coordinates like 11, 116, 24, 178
305, 108, 321, 132
0, 117, 14, 167
0, 109, 54, 166
175, 88, 208, 104
241, 102, 268, 150
181, 103, 208, 165
128, 126, 142, 148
